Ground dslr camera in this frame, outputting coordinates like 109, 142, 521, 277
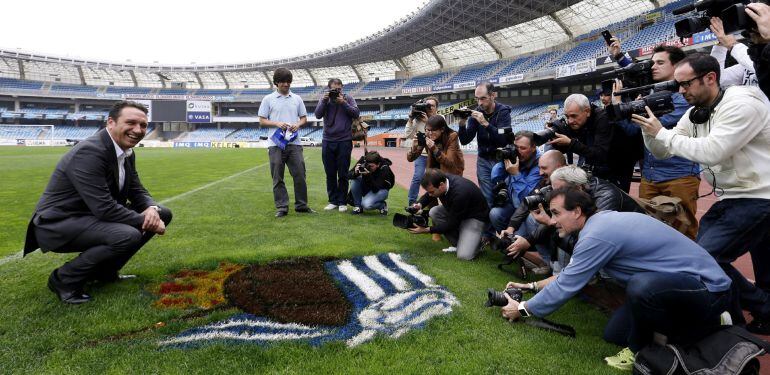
492, 181, 509, 208
532, 117, 569, 145
416, 132, 427, 148
328, 88, 341, 101
410, 100, 431, 119
452, 106, 475, 118
606, 80, 679, 121
485, 287, 523, 307
523, 185, 553, 211
494, 127, 518, 163
672, 0, 768, 38
392, 206, 429, 229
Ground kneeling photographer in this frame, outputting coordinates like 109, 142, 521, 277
497, 187, 731, 369
348, 151, 394, 215
407, 115, 464, 176
407, 169, 489, 260
488, 131, 541, 234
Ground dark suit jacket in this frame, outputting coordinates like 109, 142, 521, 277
23, 129, 156, 255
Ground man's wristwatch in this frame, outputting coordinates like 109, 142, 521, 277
518, 301, 531, 318
150, 205, 161, 213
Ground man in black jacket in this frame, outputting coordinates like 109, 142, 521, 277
408, 169, 489, 260
24, 101, 172, 304
348, 151, 394, 215
547, 94, 629, 191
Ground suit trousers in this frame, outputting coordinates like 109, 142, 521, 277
429, 205, 485, 261
45, 205, 173, 287
268, 145, 308, 213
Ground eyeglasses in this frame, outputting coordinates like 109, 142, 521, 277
425, 128, 442, 133
677, 74, 706, 89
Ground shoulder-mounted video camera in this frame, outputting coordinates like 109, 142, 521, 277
410, 100, 431, 119
672, 0, 767, 38
392, 206, 429, 229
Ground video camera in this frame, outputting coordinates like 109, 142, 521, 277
328, 88, 341, 101
606, 80, 679, 121
603, 60, 655, 96
392, 206, 429, 229
672, 0, 766, 38
522, 185, 553, 211
532, 118, 569, 146
410, 100, 431, 119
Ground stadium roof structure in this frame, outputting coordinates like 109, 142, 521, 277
0, 0, 674, 81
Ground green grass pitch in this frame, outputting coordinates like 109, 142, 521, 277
0, 146, 623, 374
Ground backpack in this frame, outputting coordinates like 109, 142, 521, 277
633, 326, 770, 375
631, 195, 692, 236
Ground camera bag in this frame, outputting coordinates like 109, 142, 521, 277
633, 325, 769, 375
352, 118, 369, 141
631, 195, 692, 236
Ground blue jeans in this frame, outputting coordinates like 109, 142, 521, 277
350, 178, 389, 210
322, 140, 353, 206
515, 214, 551, 263
477, 156, 496, 208
603, 272, 729, 352
489, 204, 516, 232
408, 155, 427, 205
697, 198, 770, 323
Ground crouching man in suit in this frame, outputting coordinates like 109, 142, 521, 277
24, 101, 172, 304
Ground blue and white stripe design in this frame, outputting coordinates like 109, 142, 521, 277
159, 253, 459, 348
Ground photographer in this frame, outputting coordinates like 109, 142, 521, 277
407, 169, 489, 260
709, 17, 759, 88
501, 150, 567, 269
407, 115, 464, 176
503, 165, 644, 264
746, 2, 770, 100
500, 188, 731, 369
608, 41, 701, 239
314, 78, 360, 213
348, 151, 394, 215
404, 96, 440, 205
546, 94, 622, 190
488, 131, 540, 233
458, 82, 512, 209
632, 53, 770, 333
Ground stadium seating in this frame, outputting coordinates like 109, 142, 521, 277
133, 71, 164, 88
50, 84, 98, 95
23, 61, 81, 84
177, 127, 236, 141
105, 86, 152, 95
0, 58, 22, 79
223, 71, 271, 89
402, 73, 451, 89
197, 72, 227, 89
51, 126, 99, 139
81, 66, 134, 87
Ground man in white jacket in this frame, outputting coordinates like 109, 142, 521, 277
631, 53, 770, 334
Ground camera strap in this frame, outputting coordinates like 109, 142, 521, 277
523, 317, 577, 338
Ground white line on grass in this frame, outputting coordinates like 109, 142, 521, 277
0, 160, 273, 268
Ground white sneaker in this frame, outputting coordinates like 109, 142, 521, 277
324, 203, 338, 211
338, 206, 348, 212
442, 246, 457, 253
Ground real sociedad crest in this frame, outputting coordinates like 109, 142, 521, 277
158, 253, 459, 348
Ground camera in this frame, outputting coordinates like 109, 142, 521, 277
606, 90, 675, 121
410, 100, 431, 119
604, 60, 655, 95
452, 106, 474, 118
532, 118, 569, 146
523, 185, 553, 211
484, 287, 523, 307
492, 181, 509, 208
392, 207, 429, 229
672, 0, 763, 37
328, 88, 341, 101
494, 145, 518, 163
416, 132, 427, 148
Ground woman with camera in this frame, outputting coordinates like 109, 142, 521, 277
407, 115, 464, 176
404, 97, 440, 205
347, 151, 395, 215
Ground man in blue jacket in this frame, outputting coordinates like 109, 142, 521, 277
489, 131, 541, 232
608, 41, 700, 239
501, 188, 730, 369
458, 82, 512, 209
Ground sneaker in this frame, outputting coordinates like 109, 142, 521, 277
747, 316, 770, 335
338, 205, 348, 212
351, 207, 362, 215
604, 347, 634, 371
441, 246, 457, 253
379, 203, 388, 216
324, 203, 338, 211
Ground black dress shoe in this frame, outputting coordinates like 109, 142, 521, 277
275, 211, 288, 218
48, 271, 91, 304
295, 207, 316, 213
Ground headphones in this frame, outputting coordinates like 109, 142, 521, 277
689, 88, 725, 124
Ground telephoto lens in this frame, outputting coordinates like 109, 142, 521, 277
485, 287, 523, 307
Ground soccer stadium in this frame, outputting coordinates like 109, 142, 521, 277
3, 0, 770, 373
